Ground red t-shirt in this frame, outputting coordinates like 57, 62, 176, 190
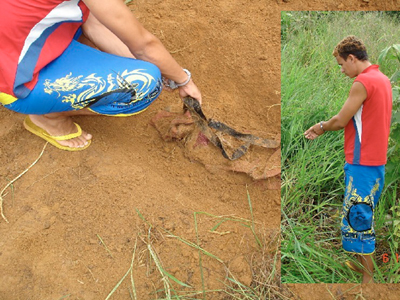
344, 65, 392, 166
0, 0, 89, 98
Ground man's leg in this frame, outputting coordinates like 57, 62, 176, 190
341, 164, 385, 284
357, 254, 374, 283
6, 28, 161, 151
346, 254, 374, 283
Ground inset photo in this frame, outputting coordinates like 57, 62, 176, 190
281, 11, 400, 284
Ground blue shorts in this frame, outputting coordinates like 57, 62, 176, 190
3, 37, 162, 116
341, 163, 385, 255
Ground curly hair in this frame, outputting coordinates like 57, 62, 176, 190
332, 35, 369, 61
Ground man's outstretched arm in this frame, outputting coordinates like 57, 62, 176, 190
304, 82, 367, 140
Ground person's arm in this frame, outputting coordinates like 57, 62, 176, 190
304, 81, 367, 140
81, 13, 135, 58
82, 0, 202, 103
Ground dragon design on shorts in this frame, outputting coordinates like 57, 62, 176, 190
43, 69, 156, 109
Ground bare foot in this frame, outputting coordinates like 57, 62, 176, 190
29, 114, 92, 149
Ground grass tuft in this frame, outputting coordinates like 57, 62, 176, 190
106, 189, 286, 299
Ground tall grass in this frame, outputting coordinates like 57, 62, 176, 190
281, 11, 400, 283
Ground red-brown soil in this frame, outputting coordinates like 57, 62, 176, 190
0, 0, 280, 299
0, 0, 399, 299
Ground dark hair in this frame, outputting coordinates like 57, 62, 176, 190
332, 35, 369, 61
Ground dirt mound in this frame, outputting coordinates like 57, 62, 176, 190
0, 0, 280, 299
150, 107, 281, 186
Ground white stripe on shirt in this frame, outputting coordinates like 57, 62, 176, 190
354, 104, 363, 143
18, 0, 83, 64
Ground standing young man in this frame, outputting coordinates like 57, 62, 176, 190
304, 36, 392, 283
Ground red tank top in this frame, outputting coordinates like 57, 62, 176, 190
344, 65, 392, 166
0, 0, 89, 98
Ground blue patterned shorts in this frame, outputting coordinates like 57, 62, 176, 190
341, 163, 385, 254
3, 37, 162, 116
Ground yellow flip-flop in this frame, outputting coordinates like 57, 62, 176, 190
23, 116, 91, 151
345, 260, 363, 274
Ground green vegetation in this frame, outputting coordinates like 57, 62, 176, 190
281, 11, 400, 283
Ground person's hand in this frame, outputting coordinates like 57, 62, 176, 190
178, 79, 202, 104
304, 122, 324, 140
